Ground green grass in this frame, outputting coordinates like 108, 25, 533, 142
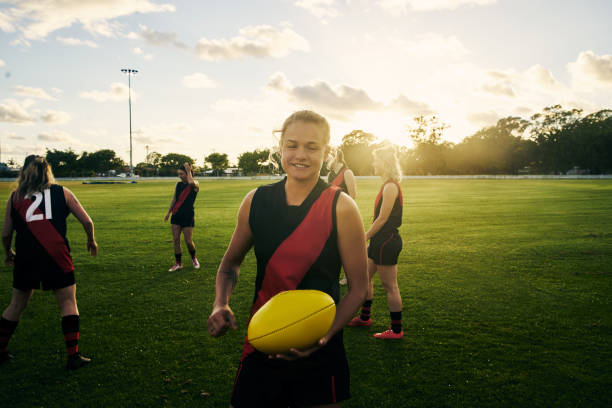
0, 179, 611, 407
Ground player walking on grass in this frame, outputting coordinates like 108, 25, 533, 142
1, 155, 98, 370
348, 144, 405, 339
208, 110, 368, 407
164, 162, 200, 272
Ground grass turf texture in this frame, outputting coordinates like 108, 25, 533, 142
0, 179, 611, 407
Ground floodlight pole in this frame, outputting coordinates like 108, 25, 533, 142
121, 68, 138, 176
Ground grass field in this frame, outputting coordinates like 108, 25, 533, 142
0, 178, 611, 408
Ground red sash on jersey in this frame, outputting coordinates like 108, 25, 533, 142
330, 168, 346, 187
12, 195, 74, 273
241, 186, 339, 359
172, 184, 192, 215
373, 180, 403, 222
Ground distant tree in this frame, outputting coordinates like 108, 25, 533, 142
238, 149, 274, 175
205, 152, 229, 176
340, 130, 376, 175
147, 151, 162, 167
78, 149, 125, 175
408, 116, 452, 175
158, 153, 195, 176
46, 148, 79, 177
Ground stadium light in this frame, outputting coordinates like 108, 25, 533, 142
121, 68, 138, 177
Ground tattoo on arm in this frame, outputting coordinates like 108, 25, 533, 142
223, 268, 238, 290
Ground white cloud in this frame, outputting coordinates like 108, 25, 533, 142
295, 0, 340, 21
0, 100, 35, 124
568, 51, 612, 90
13, 85, 56, 100
5, 132, 25, 141
195, 23, 310, 60
133, 46, 154, 60
80, 82, 134, 102
40, 110, 71, 124
56, 36, 99, 48
182, 73, 217, 89
138, 24, 188, 49
38, 130, 73, 142
377, 0, 497, 15
266, 72, 432, 120
482, 82, 516, 97
132, 123, 193, 146
1, 0, 175, 40
466, 111, 500, 127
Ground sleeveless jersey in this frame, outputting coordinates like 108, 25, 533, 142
244, 177, 341, 359
327, 166, 348, 195
373, 180, 403, 239
172, 182, 197, 217
10, 184, 73, 272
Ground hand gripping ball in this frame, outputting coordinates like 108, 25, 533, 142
247, 290, 336, 354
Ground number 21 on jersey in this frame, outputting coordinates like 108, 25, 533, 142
25, 189, 53, 222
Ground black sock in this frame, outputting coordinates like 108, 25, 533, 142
360, 299, 372, 321
0, 317, 19, 354
188, 248, 196, 259
175, 253, 182, 264
61, 315, 80, 356
390, 311, 402, 333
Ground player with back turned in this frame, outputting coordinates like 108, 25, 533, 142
1, 155, 98, 370
207, 110, 368, 407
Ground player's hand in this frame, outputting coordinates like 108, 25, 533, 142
4, 249, 15, 267
183, 162, 192, 174
269, 334, 330, 361
164, 213, 170, 222
208, 304, 237, 337
87, 239, 98, 256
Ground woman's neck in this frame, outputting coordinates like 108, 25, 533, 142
285, 175, 319, 206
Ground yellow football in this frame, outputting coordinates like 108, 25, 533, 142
247, 290, 336, 355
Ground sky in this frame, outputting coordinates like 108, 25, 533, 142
1, 0, 612, 167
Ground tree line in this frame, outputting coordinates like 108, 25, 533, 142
3, 104, 609, 177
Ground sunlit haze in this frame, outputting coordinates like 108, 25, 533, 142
1, 0, 611, 165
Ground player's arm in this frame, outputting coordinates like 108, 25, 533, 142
365, 183, 398, 240
183, 162, 199, 192
344, 169, 357, 199
277, 194, 367, 360
64, 188, 98, 256
164, 189, 177, 222
208, 189, 255, 338
1, 194, 15, 267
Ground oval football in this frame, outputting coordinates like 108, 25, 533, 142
247, 290, 336, 355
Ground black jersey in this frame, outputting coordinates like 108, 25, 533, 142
328, 166, 348, 195
372, 180, 403, 239
244, 177, 341, 359
11, 184, 73, 273
172, 182, 197, 217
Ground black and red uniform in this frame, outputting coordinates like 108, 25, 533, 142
368, 180, 403, 265
231, 177, 350, 407
327, 166, 348, 195
10, 184, 75, 291
170, 182, 197, 227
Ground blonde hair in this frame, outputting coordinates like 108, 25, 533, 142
269, 110, 331, 171
16, 155, 56, 198
373, 144, 402, 182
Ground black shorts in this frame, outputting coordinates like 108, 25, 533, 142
231, 332, 350, 407
368, 231, 402, 265
170, 213, 194, 228
13, 255, 75, 291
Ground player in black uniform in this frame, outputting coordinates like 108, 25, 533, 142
1, 155, 98, 370
207, 110, 368, 407
348, 144, 404, 339
327, 148, 357, 286
327, 149, 356, 199
164, 162, 200, 272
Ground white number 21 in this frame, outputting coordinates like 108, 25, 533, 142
25, 189, 53, 222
